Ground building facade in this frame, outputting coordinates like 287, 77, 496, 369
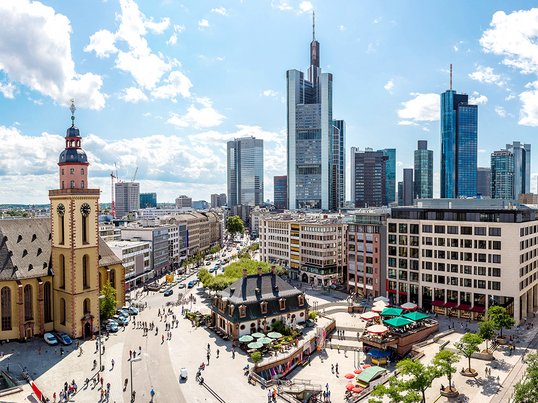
332, 120, 346, 210
477, 167, 492, 198
491, 149, 514, 200
139, 193, 157, 209
440, 89, 478, 198
402, 168, 414, 206
175, 195, 192, 209
227, 137, 264, 207
506, 141, 531, 199
115, 182, 140, 218
414, 141, 433, 199
350, 148, 387, 208
107, 240, 151, 289
274, 176, 288, 210
121, 227, 170, 278
210, 193, 227, 208
383, 149, 396, 205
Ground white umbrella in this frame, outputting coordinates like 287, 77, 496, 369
360, 311, 380, 321
374, 296, 390, 304
367, 324, 389, 334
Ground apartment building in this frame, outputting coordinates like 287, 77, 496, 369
120, 227, 170, 277
259, 213, 346, 286
99, 222, 121, 242
387, 199, 538, 324
107, 240, 151, 289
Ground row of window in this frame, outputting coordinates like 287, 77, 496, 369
1, 283, 53, 331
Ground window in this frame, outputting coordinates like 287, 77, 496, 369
70, 168, 74, 174
461, 227, 472, 235
59, 215, 65, 245
59, 254, 66, 289
81, 180, 85, 189
410, 224, 419, 234
70, 180, 75, 188
490, 255, 501, 264
260, 301, 268, 314
388, 223, 397, 233
80, 168, 84, 175
82, 215, 88, 244
44, 282, 52, 323
489, 228, 501, 236
489, 281, 501, 290
399, 224, 408, 233
1, 287, 11, 330
434, 225, 445, 234
298, 294, 305, 306
60, 298, 66, 325
239, 305, 246, 318
24, 285, 33, 321
491, 267, 501, 277
474, 227, 486, 236
83, 255, 90, 289
422, 225, 432, 233
279, 298, 286, 310
447, 226, 458, 234
83, 298, 91, 314
109, 269, 116, 289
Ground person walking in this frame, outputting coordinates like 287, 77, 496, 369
111, 359, 115, 370
150, 387, 155, 402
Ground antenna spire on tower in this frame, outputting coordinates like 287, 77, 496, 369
70, 99, 76, 127
312, 10, 315, 41
449, 64, 453, 90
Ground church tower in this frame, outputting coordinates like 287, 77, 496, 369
50, 101, 101, 338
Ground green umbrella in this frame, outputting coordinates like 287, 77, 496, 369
267, 332, 283, 339
402, 311, 429, 321
239, 335, 254, 343
384, 316, 413, 328
258, 337, 273, 345
247, 341, 263, 349
380, 307, 403, 317
251, 332, 265, 338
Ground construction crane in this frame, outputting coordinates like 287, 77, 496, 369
132, 166, 138, 182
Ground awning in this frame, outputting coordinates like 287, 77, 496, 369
431, 300, 445, 307
367, 348, 391, 358
471, 306, 486, 313
380, 307, 403, 317
384, 317, 413, 328
444, 301, 457, 308
456, 304, 472, 311
403, 311, 429, 321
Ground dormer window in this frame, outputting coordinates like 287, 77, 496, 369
298, 294, 305, 307
228, 304, 235, 316
260, 301, 268, 314
279, 298, 286, 311
239, 305, 247, 318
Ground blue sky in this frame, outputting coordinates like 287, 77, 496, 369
1, 0, 538, 204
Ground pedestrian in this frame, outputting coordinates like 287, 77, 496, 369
95, 341, 99, 352
139, 346, 142, 356
331, 364, 334, 373
335, 363, 339, 375
207, 352, 210, 365
111, 358, 115, 369
217, 349, 220, 358
232, 348, 235, 359
100, 377, 104, 389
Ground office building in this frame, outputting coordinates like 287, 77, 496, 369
383, 149, 396, 205
121, 227, 170, 278
350, 148, 387, 208
332, 120, 346, 209
287, 15, 343, 211
211, 193, 227, 208
192, 200, 209, 210
440, 74, 478, 198
402, 168, 414, 206
519, 194, 538, 204
140, 192, 157, 208
175, 195, 192, 209
506, 141, 531, 198
227, 136, 264, 207
491, 150, 514, 200
115, 182, 140, 218
477, 168, 492, 198
387, 198, 538, 324
397, 181, 404, 206
274, 175, 288, 210
107, 240, 151, 289
414, 141, 433, 199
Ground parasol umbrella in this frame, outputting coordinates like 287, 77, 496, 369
400, 302, 418, 310
251, 332, 265, 338
372, 305, 385, 313
380, 307, 403, 317
403, 311, 430, 321
374, 296, 390, 304
267, 332, 283, 339
352, 387, 364, 393
346, 383, 355, 391
384, 316, 413, 328
362, 364, 371, 368
360, 311, 380, 321
247, 341, 263, 349
258, 337, 273, 345
239, 335, 254, 343
353, 368, 363, 374
344, 373, 355, 379
366, 324, 388, 334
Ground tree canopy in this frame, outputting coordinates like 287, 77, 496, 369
487, 305, 515, 338
432, 350, 459, 392
99, 282, 117, 320
454, 332, 483, 372
478, 320, 496, 352
514, 352, 538, 403
226, 215, 244, 237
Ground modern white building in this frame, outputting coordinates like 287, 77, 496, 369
115, 182, 140, 218
107, 240, 151, 289
99, 222, 121, 242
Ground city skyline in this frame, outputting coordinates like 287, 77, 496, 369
2, 1, 538, 204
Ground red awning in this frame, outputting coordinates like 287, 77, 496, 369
444, 301, 458, 308
471, 306, 486, 313
456, 304, 472, 311
387, 289, 397, 293
431, 300, 445, 307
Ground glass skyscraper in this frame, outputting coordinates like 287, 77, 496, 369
287, 14, 344, 211
414, 140, 433, 199
440, 90, 478, 198
491, 150, 514, 200
273, 175, 287, 210
140, 192, 157, 208
476, 167, 491, 197
506, 141, 531, 198
350, 147, 387, 207
227, 137, 264, 207
382, 149, 396, 205
332, 120, 345, 209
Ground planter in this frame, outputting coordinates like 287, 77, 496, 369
460, 369, 478, 377
496, 336, 507, 345
440, 387, 459, 398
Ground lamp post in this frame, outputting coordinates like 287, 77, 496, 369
130, 356, 141, 398
98, 294, 105, 372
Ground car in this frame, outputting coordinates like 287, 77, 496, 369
116, 310, 129, 319
178, 283, 186, 289
205, 261, 211, 266
113, 315, 129, 326
44, 332, 58, 346
105, 320, 119, 333
55, 332, 73, 345
180, 367, 188, 380
187, 280, 195, 289
121, 306, 139, 316
164, 288, 173, 297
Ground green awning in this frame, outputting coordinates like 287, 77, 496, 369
356, 366, 387, 383
402, 311, 430, 321
380, 307, 403, 317
384, 317, 413, 328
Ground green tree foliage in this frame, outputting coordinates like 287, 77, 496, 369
226, 215, 244, 237
250, 351, 262, 364
99, 282, 117, 320
478, 320, 496, 352
432, 350, 460, 392
454, 333, 483, 372
514, 353, 538, 403
487, 306, 515, 338
210, 244, 222, 255
369, 375, 422, 403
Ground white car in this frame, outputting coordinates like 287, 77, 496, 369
44, 332, 58, 346
180, 367, 188, 380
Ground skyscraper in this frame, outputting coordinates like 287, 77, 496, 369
414, 140, 433, 199
440, 68, 478, 198
115, 182, 140, 218
506, 141, 531, 198
287, 13, 343, 211
382, 149, 396, 205
274, 175, 288, 210
491, 150, 514, 200
350, 147, 387, 207
140, 192, 157, 208
402, 168, 414, 206
210, 193, 227, 208
477, 167, 491, 197
332, 120, 346, 209
175, 195, 192, 208
227, 136, 264, 207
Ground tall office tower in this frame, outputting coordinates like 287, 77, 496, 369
287, 13, 343, 211
274, 175, 288, 210
175, 195, 192, 208
140, 192, 157, 208
332, 120, 346, 209
350, 147, 387, 207
414, 140, 433, 199
115, 182, 140, 218
477, 167, 491, 197
506, 141, 531, 198
491, 150, 514, 200
227, 136, 264, 207
440, 67, 478, 198
382, 149, 396, 205
397, 182, 403, 206
210, 193, 227, 208
402, 168, 414, 206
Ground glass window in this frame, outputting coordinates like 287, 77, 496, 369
434, 225, 445, 234
44, 282, 52, 323
489, 228, 501, 236
1, 287, 11, 330
474, 227, 486, 236
422, 225, 432, 233
24, 285, 33, 321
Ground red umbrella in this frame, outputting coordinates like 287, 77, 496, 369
362, 364, 371, 368
344, 373, 355, 379
354, 368, 363, 374
352, 387, 363, 393
346, 383, 355, 391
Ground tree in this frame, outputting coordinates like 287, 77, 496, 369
514, 352, 538, 403
250, 351, 262, 365
369, 376, 421, 403
226, 216, 244, 238
210, 244, 221, 255
487, 306, 515, 338
99, 282, 117, 320
432, 350, 459, 392
478, 320, 496, 352
454, 333, 483, 373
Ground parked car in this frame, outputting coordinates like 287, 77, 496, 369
121, 306, 139, 316
187, 280, 195, 289
178, 283, 186, 289
44, 332, 58, 346
55, 332, 73, 345
113, 315, 129, 326
180, 367, 188, 380
164, 288, 173, 297
116, 310, 129, 319
205, 261, 211, 266
105, 320, 119, 333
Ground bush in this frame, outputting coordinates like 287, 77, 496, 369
250, 351, 262, 364
309, 311, 318, 320
203, 259, 285, 291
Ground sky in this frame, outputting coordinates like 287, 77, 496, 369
1, 0, 538, 205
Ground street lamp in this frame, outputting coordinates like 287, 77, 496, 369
98, 294, 105, 372
130, 356, 141, 398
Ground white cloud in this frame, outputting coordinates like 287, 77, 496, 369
167, 98, 225, 129
373, 17, 382, 24
84, 29, 118, 58
211, 7, 228, 16
145, 17, 170, 34
397, 120, 419, 126
198, 19, 209, 28
261, 89, 278, 97
505, 94, 516, 101
119, 87, 148, 103
469, 91, 488, 105
0, 81, 16, 99
384, 79, 394, 93
298, 1, 313, 13
495, 106, 508, 118
0, 0, 105, 109
271, 0, 313, 14
453, 45, 459, 52
468, 65, 506, 87
166, 24, 185, 46
519, 83, 538, 126
397, 93, 440, 123
271, 0, 293, 12
151, 71, 193, 101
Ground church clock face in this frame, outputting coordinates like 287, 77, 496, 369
80, 203, 91, 217
57, 203, 65, 216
